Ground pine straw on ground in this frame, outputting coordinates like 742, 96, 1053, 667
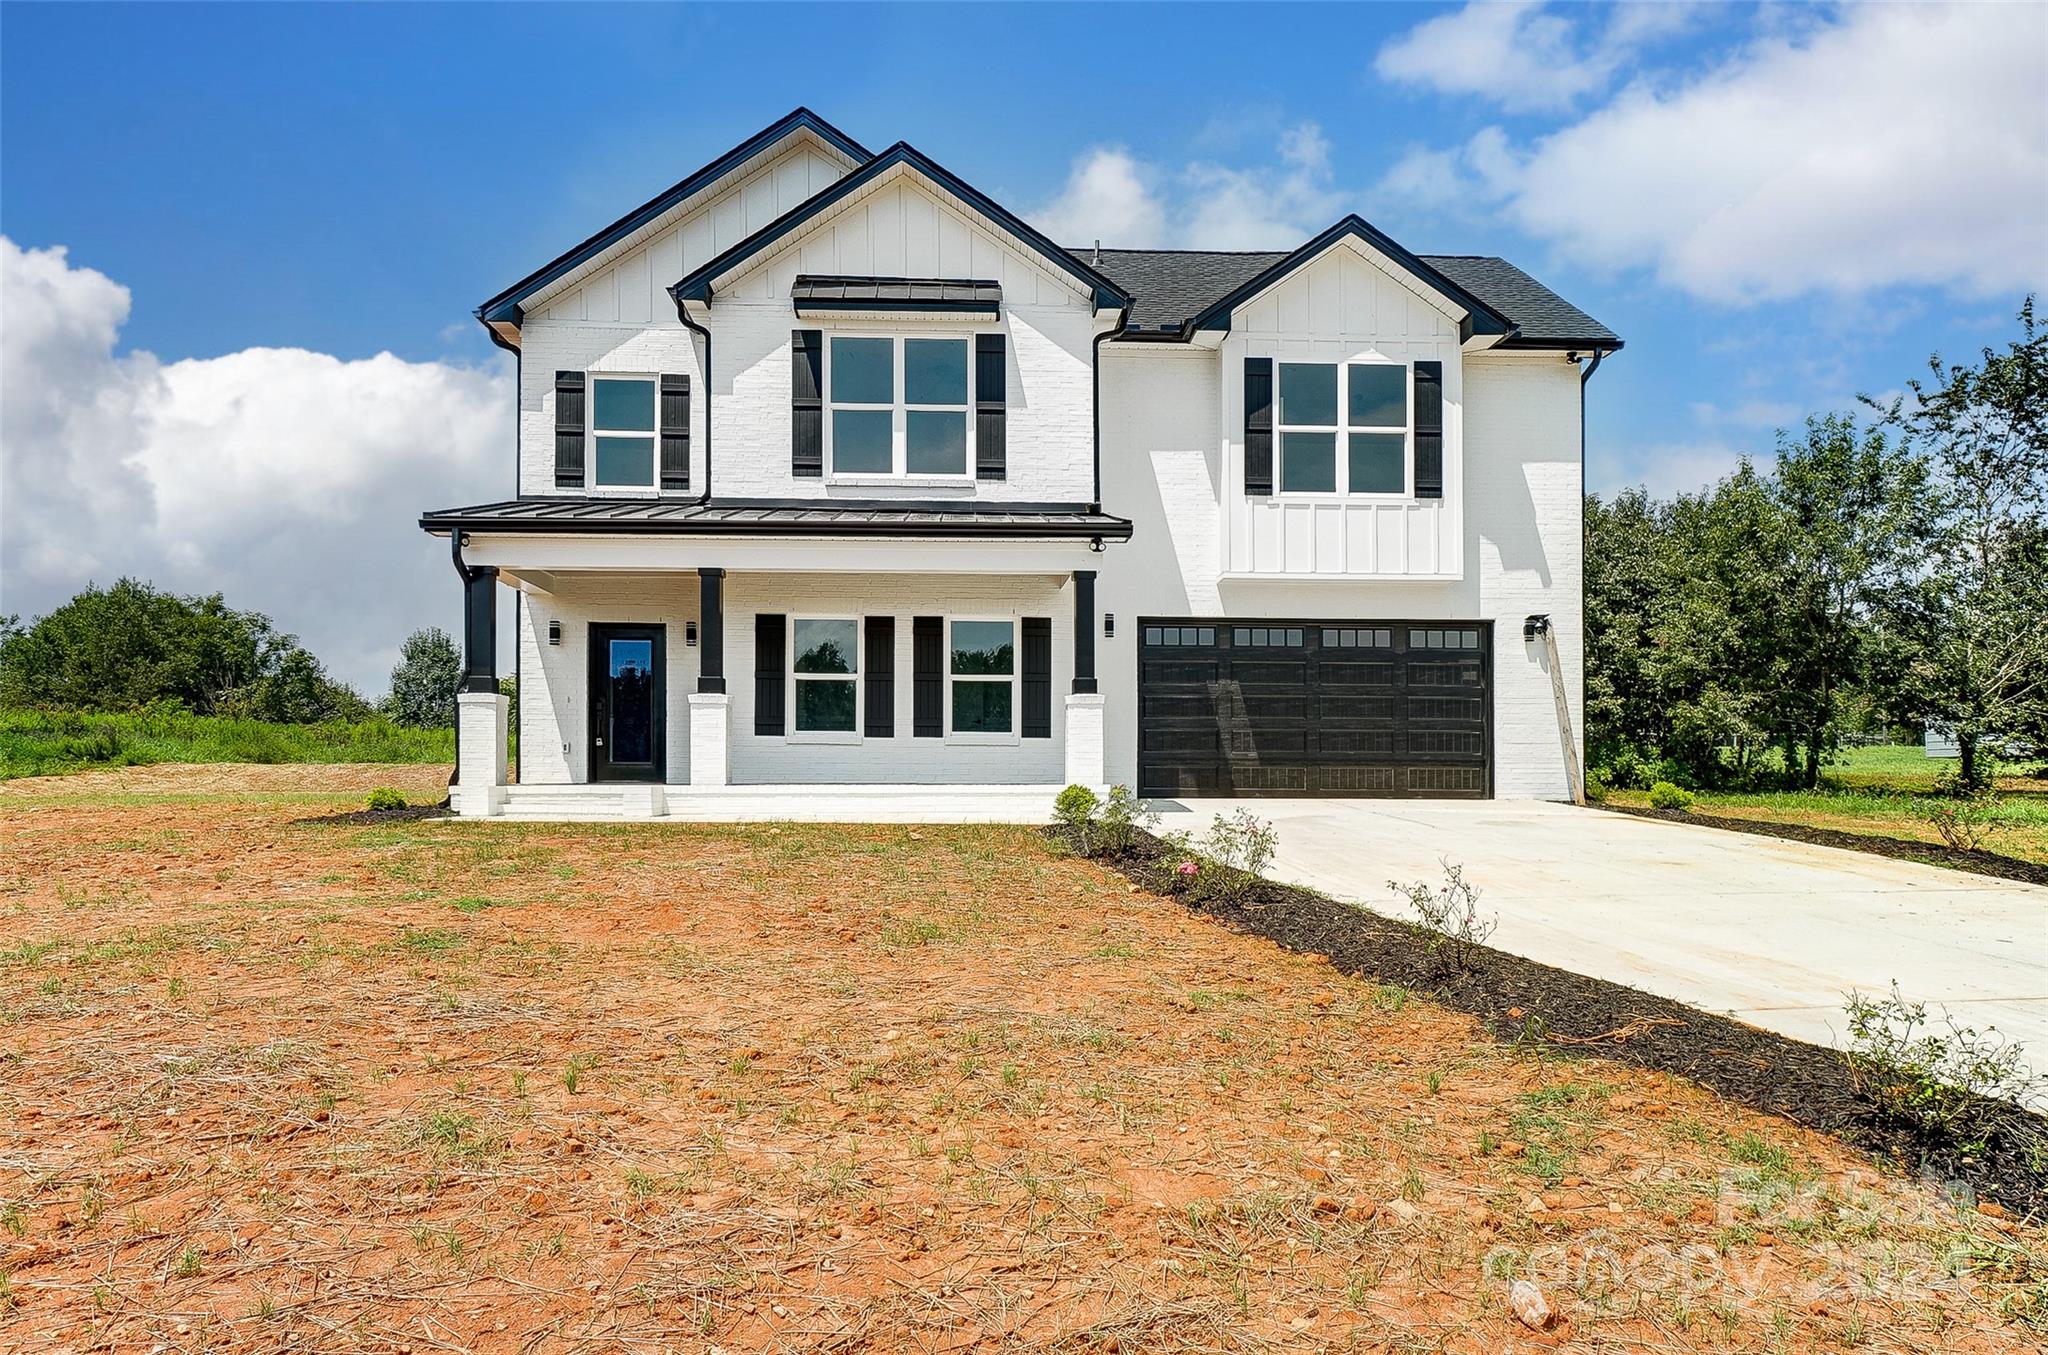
1, 765, 2043, 1354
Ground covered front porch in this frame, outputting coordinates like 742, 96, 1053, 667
427, 502, 1126, 819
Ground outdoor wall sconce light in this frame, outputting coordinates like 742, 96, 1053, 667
1522, 613, 1551, 642
547, 620, 562, 646
1104, 613, 1115, 637
685, 621, 699, 647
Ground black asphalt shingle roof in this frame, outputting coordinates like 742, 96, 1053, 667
420, 498, 1132, 540
1080, 247, 1620, 348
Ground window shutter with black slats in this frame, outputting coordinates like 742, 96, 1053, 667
912, 616, 943, 738
659, 374, 690, 491
1021, 617, 1051, 739
974, 333, 1006, 481
754, 614, 786, 735
792, 329, 823, 477
554, 371, 586, 488
1413, 360, 1444, 499
864, 616, 895, 738
1243, 357, 1273, 496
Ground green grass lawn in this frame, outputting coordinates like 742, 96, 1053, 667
0, 706, 454, 779
1604, 744, 2048, 865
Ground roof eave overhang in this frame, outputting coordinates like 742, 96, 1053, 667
669, 144, 1134, 314
421, 516, 1134, 543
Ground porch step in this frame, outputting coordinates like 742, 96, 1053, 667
499, 784, 665, 820
488, 783, 1063, 823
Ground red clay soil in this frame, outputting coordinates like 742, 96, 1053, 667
0, 764, 2041, 1354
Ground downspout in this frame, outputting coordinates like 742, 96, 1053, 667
1573, 347, 1608, 804
1090, 304, 1132, 514
676, 298, 714, 505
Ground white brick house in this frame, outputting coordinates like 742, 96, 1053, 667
423, 110, 1620, 816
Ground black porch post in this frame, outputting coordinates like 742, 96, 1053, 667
698, 567, 726, 693
1072, 569, 1097, 694
461, 565, 500, 693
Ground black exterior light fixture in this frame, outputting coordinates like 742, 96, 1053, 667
1104, 613, 1115, 638
685, 620, 699, 647
1089, 536, 1105, 554
547, 619, 562, 646
1523, 613, 1551, 642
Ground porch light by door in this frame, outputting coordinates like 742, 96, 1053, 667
547, 620, 562, 646
685, 621, 699, 647
1104, 613, 1115, 637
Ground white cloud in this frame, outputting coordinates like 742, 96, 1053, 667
1590, 440, 1753, 500
1032, 123, 1344, 250
0, 238, 512, 693
1379, 4, 2048, 304
1374, 0, 1697, 114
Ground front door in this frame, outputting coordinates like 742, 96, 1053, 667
588, 624, 665, 782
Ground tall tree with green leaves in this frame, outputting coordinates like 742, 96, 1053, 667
1869, 297, 2048, 788
384, 627, 462, 729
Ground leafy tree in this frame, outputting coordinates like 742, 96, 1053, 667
384, 627, 462, 729
1869, 297, 2048, 788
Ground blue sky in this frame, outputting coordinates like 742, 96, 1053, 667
4, 2, 2043, 689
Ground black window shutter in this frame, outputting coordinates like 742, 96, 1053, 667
1021, 617, 1051, 739
754, 614, 786, 735
1243, 357, 1273, 496
864, 615, 895, 738
659, 374, 690, 491
792, 329, 823, 478
974, 333, 1006, 481
912, 616, 943, 738
554, 371, 586, 489
1413, 360, 1444, 499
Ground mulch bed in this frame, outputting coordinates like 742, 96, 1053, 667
1066, 827, 2048, 1220
298, 802, 452, 827
1599, 802, 2048, 887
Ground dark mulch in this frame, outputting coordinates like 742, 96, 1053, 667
1067, 828, 2048, 1220
298, 802, 451, 827
1600, 802, 2048, 887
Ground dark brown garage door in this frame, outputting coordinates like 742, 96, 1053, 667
1137, 619, 1492, 798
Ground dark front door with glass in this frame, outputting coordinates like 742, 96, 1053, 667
588, 624, 665, 782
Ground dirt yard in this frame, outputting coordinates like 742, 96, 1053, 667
2, 766, 2041, 1353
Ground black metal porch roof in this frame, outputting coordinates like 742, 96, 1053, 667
419, 497, 1132, 540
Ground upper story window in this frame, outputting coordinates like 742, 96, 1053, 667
827, 335, 971, 479
1277, 360, 1409, 496
591, 376, 658, 487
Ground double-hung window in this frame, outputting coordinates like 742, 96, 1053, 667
949, 619, 1014, 737
590, 376, 659, 488
1276, 360, 1410, 496
827, 336, 971, 478
791, 617, 859, 735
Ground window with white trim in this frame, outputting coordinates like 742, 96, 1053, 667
791, 617, 859, 734
590, 375, 658, 488
827, 335, 971, 478
1276, 360, 1409, 496
948, 618, 1014, 735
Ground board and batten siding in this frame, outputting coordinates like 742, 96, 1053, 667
1219, 243, 1465, 579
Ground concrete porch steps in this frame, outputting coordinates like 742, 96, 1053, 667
490, 783, 1065, 824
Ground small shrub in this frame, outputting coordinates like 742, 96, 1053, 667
1095, 783, 1154, 854
1190, 809, 1277, 900
1843, 983, 2045, 1138
1923, 793, 2001, 853
1647, 781, 1695, 811
1052, 784, 1100, 853
366, 786, 408, 812
1388, 859, 1497, 974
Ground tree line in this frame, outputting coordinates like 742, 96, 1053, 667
1587, 299, 2046, 791
0, 579, 468, 730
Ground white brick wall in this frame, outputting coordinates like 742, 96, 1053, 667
517, 576, 700, 785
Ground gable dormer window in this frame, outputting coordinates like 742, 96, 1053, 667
590, 375, 659, 487
827, 335, 971, 479
1276, 359, 1410, 496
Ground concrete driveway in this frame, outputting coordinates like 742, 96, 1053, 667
1158, 798, 2048, 1083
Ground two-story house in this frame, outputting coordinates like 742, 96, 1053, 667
421, 110, 1620, 817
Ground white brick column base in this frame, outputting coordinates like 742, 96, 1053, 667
1063, 692, 1106, 789
455, 692, 508, 818
689, 692, 731, 787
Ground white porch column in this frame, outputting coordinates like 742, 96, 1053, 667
455, 692, 508, 817
689, 693, 731, 787
1064, 692, 1106, 788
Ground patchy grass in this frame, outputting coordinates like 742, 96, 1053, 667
0, 706, 453, 779
0, 763, 2039, 1352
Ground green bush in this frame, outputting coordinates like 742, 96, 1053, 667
1095, 784, 1154, 854
1052, 784, 1101, 852
1647, 780, 1696, 811
366, 787, 409, 811
1844, 983, 2045, 1137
